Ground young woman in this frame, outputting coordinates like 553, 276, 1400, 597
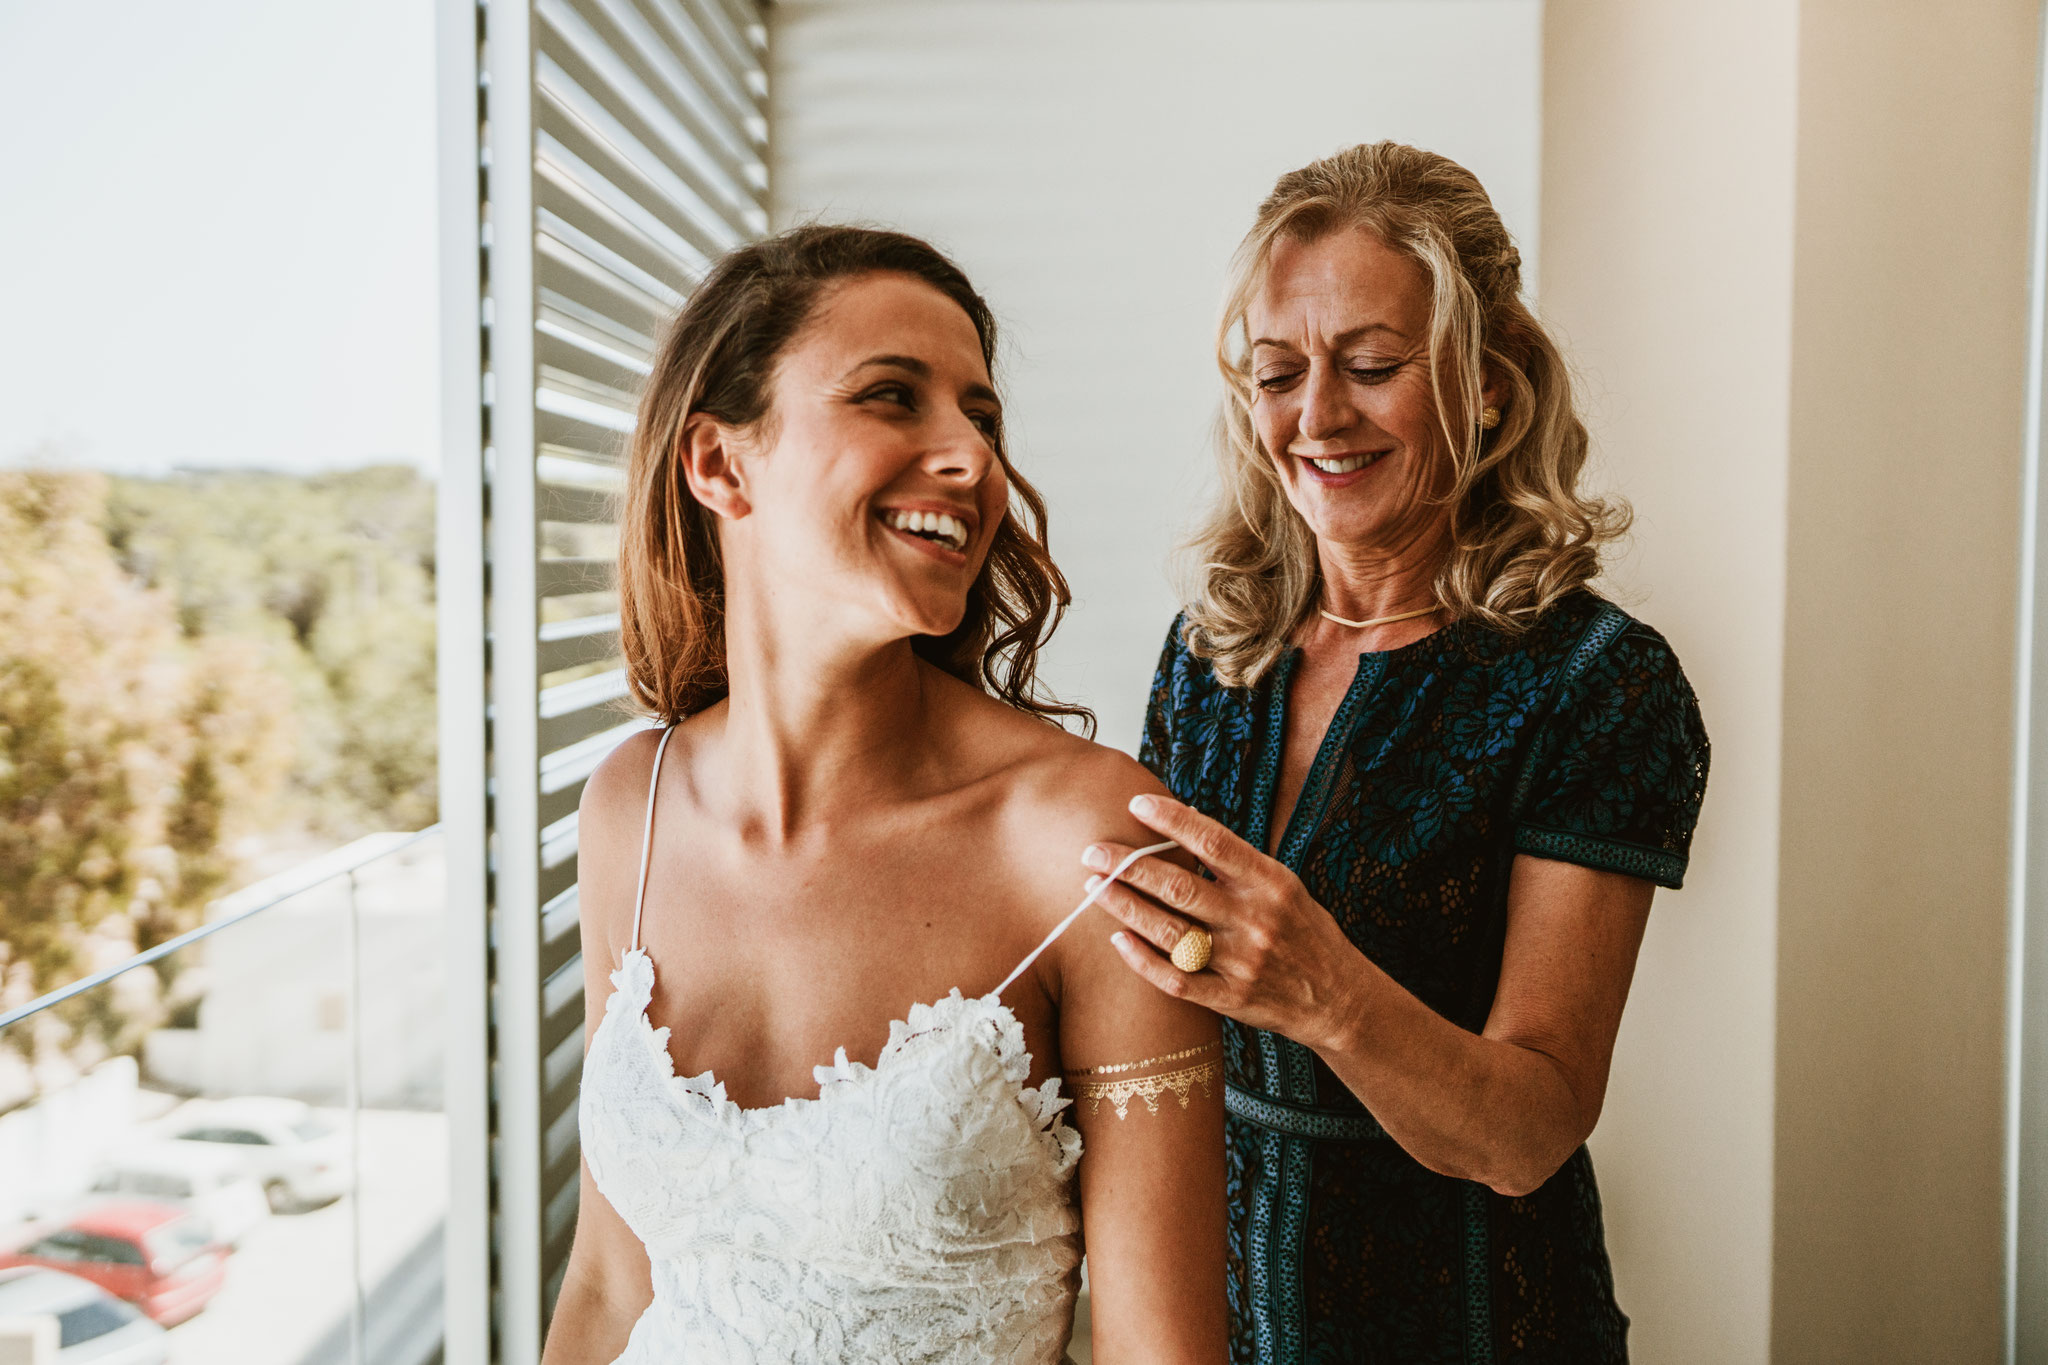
541, 226, 1228, 1365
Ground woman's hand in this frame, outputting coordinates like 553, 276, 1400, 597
1083, 793, 1365, 1051
1087, 791, 1658, 1196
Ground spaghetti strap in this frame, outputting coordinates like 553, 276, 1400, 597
990, 840, 1179, 999
629, 726, 679, 953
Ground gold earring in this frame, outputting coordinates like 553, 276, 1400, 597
1479, 406, 1502, 430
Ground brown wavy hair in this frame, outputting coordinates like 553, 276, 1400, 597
618, 224, 1091, 733
1185, 141, 1629, 686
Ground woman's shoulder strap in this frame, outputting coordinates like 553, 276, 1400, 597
989, 840, 1179, 1000
628, 725, 679, 952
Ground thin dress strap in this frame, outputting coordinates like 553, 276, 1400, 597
990, 840, 1180, 999
628, 726, 679, 953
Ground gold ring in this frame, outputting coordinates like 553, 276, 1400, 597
1170, 926, 1213, 973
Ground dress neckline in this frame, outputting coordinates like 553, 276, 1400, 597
605, 945, 1055, 1126
618, 725, 1174, 1120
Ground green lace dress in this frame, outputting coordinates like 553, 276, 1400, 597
1138, 592, 1709, 1365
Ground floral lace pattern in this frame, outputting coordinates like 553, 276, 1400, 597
1141, 591, 1709, 1364
579, 948, 1084, 1365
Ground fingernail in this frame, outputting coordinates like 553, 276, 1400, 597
1082, 845, 1110, 871
1129, 794, 1157, 818
1085, 875, 1104, 894
1111, 931, 1129, 947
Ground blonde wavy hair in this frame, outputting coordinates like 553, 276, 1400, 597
1184, 141, 1628, 687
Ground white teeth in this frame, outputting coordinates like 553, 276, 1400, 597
1309, 453, 1377, 474
883, 509, 968, 551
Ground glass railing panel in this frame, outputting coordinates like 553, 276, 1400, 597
336, 829, 447, 1365
0, 828, 441, 1365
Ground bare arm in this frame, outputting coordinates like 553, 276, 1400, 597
1089, 795, 1653, 1198
542, 1163, 654, 1365
1035, 769, 1229, 1364
541, 740, 661, 1364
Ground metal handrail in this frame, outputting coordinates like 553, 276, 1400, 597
0, 824, 442, 1032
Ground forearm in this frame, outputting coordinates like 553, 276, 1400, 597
540, 1259, 643, 1365
1077, 1109, 1229, 1364
1308, 950, 1593, 1196
1091, 807, 1649, 1199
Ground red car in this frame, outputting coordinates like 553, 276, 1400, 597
0, 1201, 227, 1326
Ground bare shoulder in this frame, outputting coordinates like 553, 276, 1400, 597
582, 726, 669, 817
575, 722, 698, 966
1004, 731, 1217, 1064
998, 722, 1172, 876
969, 710, 1204, 1015
578, 727, 673, 864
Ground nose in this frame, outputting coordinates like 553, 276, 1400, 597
925, 410, 999, 485
1298, 360, 1356, 444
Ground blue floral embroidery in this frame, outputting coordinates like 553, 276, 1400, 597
1139, 592, 1708, 1365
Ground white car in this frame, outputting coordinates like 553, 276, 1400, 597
87, 1142, 269, 1247
159, 1097, 350, 1213
0, 1267, 168, 1365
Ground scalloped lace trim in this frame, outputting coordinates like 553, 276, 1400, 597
606, 946, 1076, 1142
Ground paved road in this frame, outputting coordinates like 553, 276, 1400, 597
167, 1109, 446, 1365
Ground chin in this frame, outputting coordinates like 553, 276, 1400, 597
1289, 501, 1380, 545
882, 594, 969, 645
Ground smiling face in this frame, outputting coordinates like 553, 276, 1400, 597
713, 271, 1010, 645
1245, 227, 1461, 562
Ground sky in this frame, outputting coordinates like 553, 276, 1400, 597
0, 0, 441, 475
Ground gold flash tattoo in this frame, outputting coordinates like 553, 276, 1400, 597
1068, 1042, 1222, 1119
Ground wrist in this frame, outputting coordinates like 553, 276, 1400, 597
1300, 940, 1378, 1057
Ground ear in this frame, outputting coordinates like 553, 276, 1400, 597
678, 412, 752, 521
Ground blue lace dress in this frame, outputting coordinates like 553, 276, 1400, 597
1138, 592, 1709, 1365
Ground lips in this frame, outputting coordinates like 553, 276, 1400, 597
1301, 451, 1387, 475
877, 506, 972, 553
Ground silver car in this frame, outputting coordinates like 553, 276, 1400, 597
0, 1267, 168, 1364
160, 1097, 351, 1213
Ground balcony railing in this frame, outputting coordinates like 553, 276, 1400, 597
0, 828, 446, 1365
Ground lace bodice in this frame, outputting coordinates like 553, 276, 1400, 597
579, 946, 1086, 1364
572, 728, 1179, 1364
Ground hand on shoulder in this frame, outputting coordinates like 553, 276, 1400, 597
991, 734, 1218, 1062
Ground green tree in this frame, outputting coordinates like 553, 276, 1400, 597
0, 472, 293, 1026
104, 466, 438, 835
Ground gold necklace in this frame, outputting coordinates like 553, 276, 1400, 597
1317, 603, 1441, 630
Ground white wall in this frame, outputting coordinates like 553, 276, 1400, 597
144, 840, 447, 1110
770, 0, 1541, 751
1543, 2, 2037, 1359
0, 1058, 142, 1225
1540, 4, 1796, 1358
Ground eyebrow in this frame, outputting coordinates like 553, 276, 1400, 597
1249, 323, 1408, 352
845, 353, 1000, 407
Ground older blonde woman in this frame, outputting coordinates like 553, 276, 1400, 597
1080, 144, 1710, 1363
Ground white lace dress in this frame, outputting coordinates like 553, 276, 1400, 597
574, 727, 1174, 1364
580, 950, 1084, 1364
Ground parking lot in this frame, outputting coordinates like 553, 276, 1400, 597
164, 1109, 447, 1365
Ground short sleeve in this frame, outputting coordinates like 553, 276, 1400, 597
1513, 621, 1710, 889
1136, 613, 1186, 782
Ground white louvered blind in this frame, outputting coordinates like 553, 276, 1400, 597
464, 0, 767, 1357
